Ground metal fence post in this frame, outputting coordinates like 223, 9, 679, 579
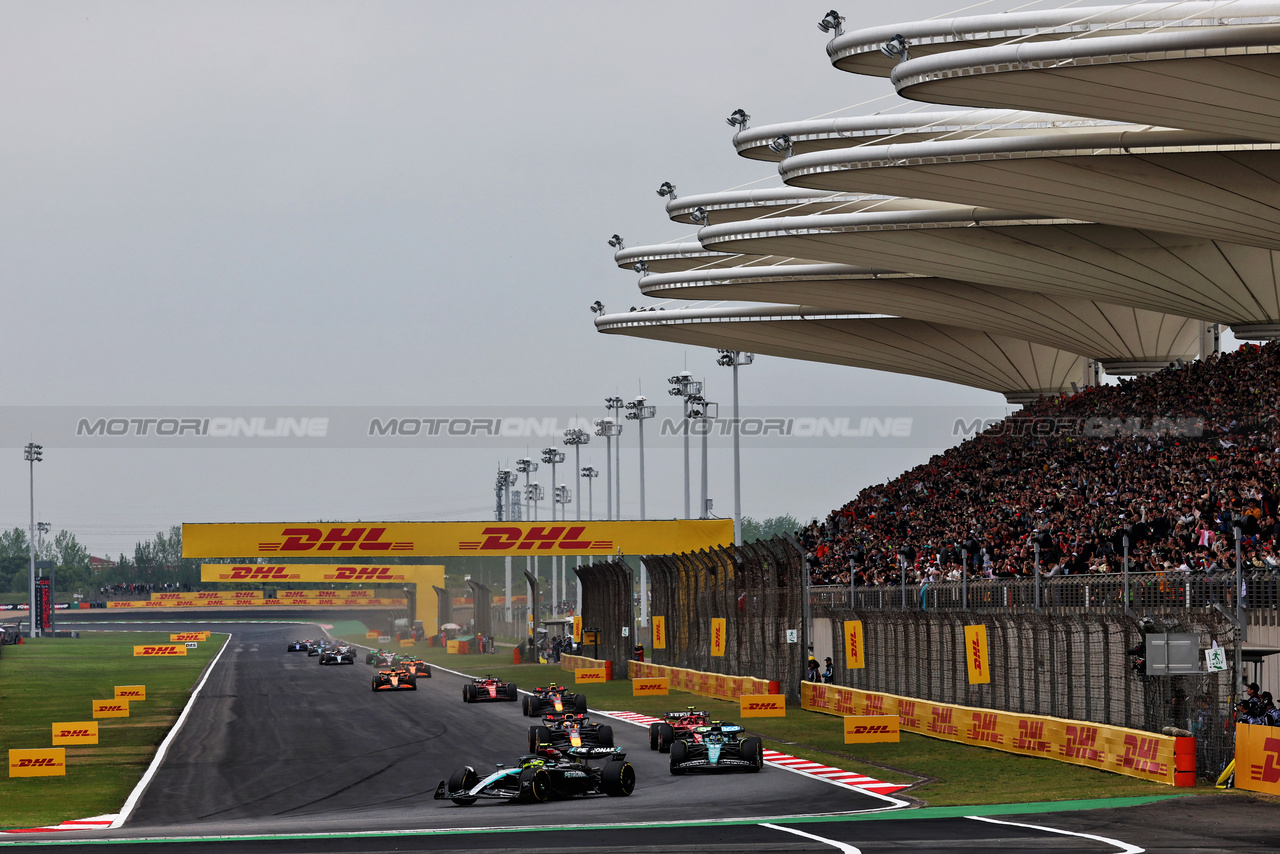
961, 549, 968, 611
1034, 543, 1041, 613
1122, 534, 1130, 616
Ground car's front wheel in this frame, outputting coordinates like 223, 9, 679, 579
448, 766, 478, 805
602, 760, 635, 796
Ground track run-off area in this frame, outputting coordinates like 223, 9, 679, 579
0, 620, 1266, 853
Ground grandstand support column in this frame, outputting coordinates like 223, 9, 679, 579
1034, 543, 1042, 613
1198, 321, 1220, 359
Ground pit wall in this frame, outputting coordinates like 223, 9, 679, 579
801, 682, 1194, 786
626, 661, 779, 701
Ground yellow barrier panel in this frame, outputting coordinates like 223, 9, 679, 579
399, 639, 416, 648
626, 662, 774, 702
170, 633, 209, 642
740, 694, 786, 717
575, 668, 608, 684
844, 620, 865, 670
114, 685, 146, 701
801, 682, 1180, 785
366, 631, 380, 639
964, 624, 991, 685
1236, 723, 1280, 796
447, 640, 461, 654
133, 645, 186, 657
92, 699, 130, 719
844, 715, 900, 744
52, 722, 99, 746
572, 616, 582, 644
9, 748, 66, 777
185, 520, 732, 558
710, 617, 726, 657
652, 615, 666, 650
632, 678, 669, 696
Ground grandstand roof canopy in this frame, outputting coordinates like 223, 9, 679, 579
634, 262, 1203, 374
663, 189, 955, 227
595, 306, 1087, 404
696, 206, 1280, 339
780, 125, 1280, 250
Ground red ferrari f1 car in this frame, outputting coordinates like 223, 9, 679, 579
463, 675, 518, 702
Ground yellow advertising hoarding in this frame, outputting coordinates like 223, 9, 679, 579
844, 715, 900, 744
114, 685, 146, 701
843, 620, 865, 670
399, 639, 416, 648
740, 694, 786, 717
366, 631, 380, 639
572, 615, 582, 644
964, 624, 991, 685
52, 722, 99, 746
1236, 723, 1280, 796
632, 677, 669, 696
9, 748, 66, 778
133, 645, 186, 657
710, 617, 726, 658
92, 700, 130, 719
170, 633, 209, 642
801, 682, 1188, 785
651, 615, 666, 650
183, 520, 732, 558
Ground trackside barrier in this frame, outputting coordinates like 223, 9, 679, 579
627, 661, 779, 701
800, 682, 1194, 786
1234, 723, 1280, 796
562, 653, 612, 680
108, 598, 407, 608
9, 748, 66, 778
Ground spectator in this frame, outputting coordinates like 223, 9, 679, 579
822, 657, 834, 683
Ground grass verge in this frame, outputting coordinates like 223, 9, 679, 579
349, 637, 1197, 807
0, 632, 223, 829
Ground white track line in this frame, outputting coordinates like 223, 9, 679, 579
111, 632, 234, 829
762, 822, 862, 853
966, 815, 1144, 853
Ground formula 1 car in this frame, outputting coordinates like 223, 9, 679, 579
434, 745, 634, 805
649, 707, 712, 752
372, 666, 416, 691
307, 640, 328, 657
320, 645, 356, 665
528, 712, 614, 753
523, 683, 587, 716
401, 657, 432, 678
463, 675, 518, 702
286, 640, 309, 652
668, 722, 763, 775
365, 649, 396, 666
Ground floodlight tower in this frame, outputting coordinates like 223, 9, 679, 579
541, 448, 566, 522
667, 371, 702, 518
24, 443, 42, 638
563, 428, 590, 522
717, 350, 754, 544
593, 418, 621, 520
686, 391, 718, 519
624, 396, 656, 520
581, 466, 599, 520
604, 397, 624, 517
495, 468, 518, 623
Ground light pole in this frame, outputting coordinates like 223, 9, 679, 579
624, 396, 656, 520
581, 466, 599, 520
687, 393, 718, 519
668, 371, 702, 518
495, 469, 517, 624
555, 484, 571, 612
24, 443, 42, 639
541, 448, 565, 521
563, 428, 590, 522
516, 457, 538, 618
605, 397, 624, 518
717, 350, 754, 544
593, 419, 621, 520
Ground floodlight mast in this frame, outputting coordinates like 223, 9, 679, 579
593, 418, 620, 521
686, 392, 718, 519
624, 396, 656, 520
717, 350, 754, 544
605, 397, 624, 518
24, 443, 42, 638
581, 466, 599, 521
667, 371, 702, 518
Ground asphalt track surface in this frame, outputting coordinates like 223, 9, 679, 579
7, 619, 1271, 853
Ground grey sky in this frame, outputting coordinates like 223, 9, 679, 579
0, 2, 1224, 558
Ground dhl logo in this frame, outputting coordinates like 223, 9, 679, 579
847, 630, 860, 663
928, 706, 958, 736
134, 645, 186, 656
971, 635, 984, 675
636, 681, 666, 690
899, 700, 920, 729
155, 593, 184, 599
98, 705, 123, 712
56, 730, 91, 738
864, 694, 885, 716
16, 758, 60, 767
324, 567, 405, 581
833, 690, 857, 715
850, 725, 892, 734
968, 712, 1003, 745
1060, 725, 1105, 761
171, 633, 206, 641
218, 566, 300, 580
117, 690, 144, 697
745, 701, 783, 710
457, 526, 612, 551
1116, 734, 1167, 776
258, 526, 413, 552
1249, 737, 1280, 784
1015, 719, 1051, 753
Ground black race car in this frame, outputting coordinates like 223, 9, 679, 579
320, 645, 356, 665
365, 649, 396, 666
527, 712, 613, 753
668, 723, 763, 775
401, 657, 432, 678
463, 676, 518, 702
372, 666, 416, 691
434, 745, 634, 805
286, 640, 309, 652
649, 707, 712, 752
523, 683, 587, 716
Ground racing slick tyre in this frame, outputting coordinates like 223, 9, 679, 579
521, 696, 531, 716
407, 676, 417, 690
657, 723, 674, 753
669, 739, 688, 775
741, 736, 763, 772
648, 722, 661, 751
601, 759, 636, 797
462, 684, 474, 703
371, 678, 381, 692
505, 682, 518, 700
516, 767, 550, 803
597, 725, 614, 747
447, 766, 478, 806
574, 694, 588, 713
422, 667, 431, 677
529, 725, 552, 754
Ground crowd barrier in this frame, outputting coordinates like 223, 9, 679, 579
800, 682, 1193, 786
561, 653, 613, 680
105, 598, 407, 609
627, 661, 780, 701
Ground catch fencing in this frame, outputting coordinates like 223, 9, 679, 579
573, 559, 634, 675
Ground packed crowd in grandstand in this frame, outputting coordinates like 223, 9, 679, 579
799, 342, 1280, 587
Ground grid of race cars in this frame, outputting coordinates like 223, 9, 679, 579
286, 639, 764, 806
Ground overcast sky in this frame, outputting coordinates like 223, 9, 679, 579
0, 2, 1228, 558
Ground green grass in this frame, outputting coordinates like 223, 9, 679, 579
351, 636, 1193, 807
0, 632, 223, 829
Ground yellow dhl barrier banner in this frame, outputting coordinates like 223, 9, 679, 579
845, 715, 900, 744
133, 644, 186, 657
844, 620, 865, 670
572, 616, 582, 644
627, 662, 775, 702
575, 668, 608, 684
52, 722, 99, 746
801, 682, 1185, 785
651, 615, 666, 650
633, 678, 669, 696
446, 640, 462, 654
112, 596, 406, 608
184, 520, 732, 558
366, 631, 380, 639
740, 694, 786, 717
92, 700, 130, 719
170, 632, 210, 642
9, 748, 66, 778
710, 617, 726, 657
152, 590, 262, 601
399, 639, 416, 648
560, 654, 610, 674
278, 589, 374, 599
964, 624, 991, 685
1236, 723, 1280, 796
114, 685, 146, 701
